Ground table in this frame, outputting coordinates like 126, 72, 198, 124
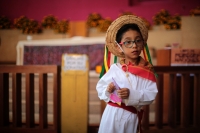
16, 36, 105, 70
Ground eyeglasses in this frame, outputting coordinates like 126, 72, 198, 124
119, 39, 144, 48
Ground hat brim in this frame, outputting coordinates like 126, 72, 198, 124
105, 15, 148, 58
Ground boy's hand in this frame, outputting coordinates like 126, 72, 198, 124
117, 88, 129, 99
106, 82, 115, 93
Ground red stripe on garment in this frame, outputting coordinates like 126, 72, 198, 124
107, 51, 111, 68
128, 66, 156, 82
108, 101, 143, 133
108, 101, 137, 114
143, 49, 147, 61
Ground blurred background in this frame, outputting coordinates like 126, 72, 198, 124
0, 0, 200, 133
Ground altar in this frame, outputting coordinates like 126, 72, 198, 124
16, 36, 105, 70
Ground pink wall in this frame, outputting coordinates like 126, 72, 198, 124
0, 0, 199, 24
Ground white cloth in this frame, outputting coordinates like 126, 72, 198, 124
96, 63, 158, 133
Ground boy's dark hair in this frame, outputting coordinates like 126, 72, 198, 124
116, 24, 142, 43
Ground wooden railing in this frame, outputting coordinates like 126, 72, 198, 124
1, 65, 200, 133
100, 66, 200, 133
0, 65, 61, 133
143, 66, 200, 133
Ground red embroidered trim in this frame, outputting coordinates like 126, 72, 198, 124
122, 64, 156, 82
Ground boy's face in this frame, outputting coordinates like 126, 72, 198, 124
118, 29, 144, 64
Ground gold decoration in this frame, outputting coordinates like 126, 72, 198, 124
54, 19, 69, 34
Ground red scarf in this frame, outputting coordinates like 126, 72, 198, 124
121, 57, 156, 82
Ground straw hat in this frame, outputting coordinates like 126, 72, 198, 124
105, 15, 148, 58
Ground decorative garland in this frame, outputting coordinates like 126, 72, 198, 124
2, 15, 69, 34
1, 7, 198, 33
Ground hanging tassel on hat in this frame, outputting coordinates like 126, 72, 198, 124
99, 46, 118, 78
143, 43, 158, 78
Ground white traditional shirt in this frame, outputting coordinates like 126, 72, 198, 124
96, 63, 158, 133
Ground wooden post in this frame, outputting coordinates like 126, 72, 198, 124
155, 74, 163, 129
181, 74, 190, 127
194, 74, 200, 127
142, 105, 149, 130
12, 73, 22, 127
0, 73, 9, 126
26, 73, 35, 128
168, 74, 177, 128
39, 73, 48, 129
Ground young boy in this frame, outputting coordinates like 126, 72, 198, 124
96, 15, 158, 133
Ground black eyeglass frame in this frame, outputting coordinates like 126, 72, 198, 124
119, 39, 144, 48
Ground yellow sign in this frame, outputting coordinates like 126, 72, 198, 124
61, 54, 88, 133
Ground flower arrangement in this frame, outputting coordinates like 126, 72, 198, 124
152, 9, 181, 30
152, 9, 170, 25
41, 14, 58, 29
14, 16, 42, 34
86, 13, 103, 28
97, 17, 112, 32
14, 16, 29, 29
164, 14, 181, 30
0, 16, 12, 29
54, 19, 69, 34
22, 19, 42, 34
190, 6, 200, 16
